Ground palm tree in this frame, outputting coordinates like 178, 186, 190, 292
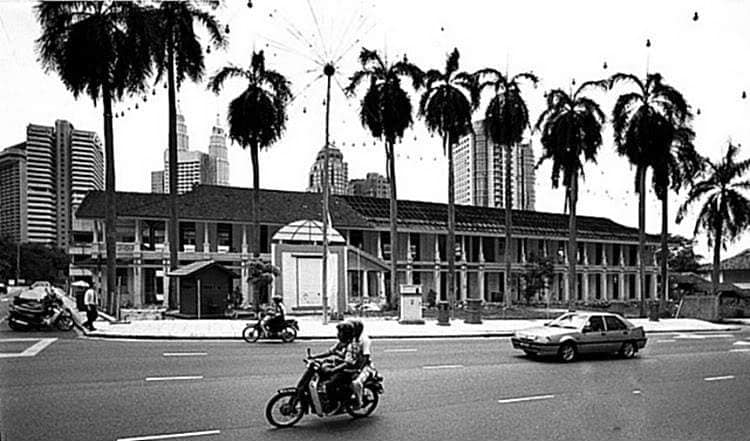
475, 68, 538, 307
677, 142, 750, 295
651, 125, 702, 311
609, 72, 690, 315
346, 48, 422, 308
148, 1, 225, 310
208, 50, 292, 309
535, 81, 606, 309
36, 1, 153, 316
418, 48, 477, 313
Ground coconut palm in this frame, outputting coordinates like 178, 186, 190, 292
418, 48, 478, 312
148, 0, 225, 309
535, 81, 606, 309
36, 1, 153, 316
609, 72, 690, 315
677, 142, 750, 295
208, 50, 292, 309
651, 125, 702, 310
345, 48, 423, 307
475, 68, 538, 307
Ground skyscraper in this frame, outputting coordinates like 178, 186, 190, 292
348, 172, 390, 198
151, 170, 164, 193
0, 120, 103, 246
208, 115, 229, 186
307, 145, 349, 195
453, 119, 536, 210
0, 143, 28, 243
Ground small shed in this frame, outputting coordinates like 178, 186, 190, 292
674, 275, 750, 321
168, 261, 239, 319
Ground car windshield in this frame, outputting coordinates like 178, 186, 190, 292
548, 313, 588, 329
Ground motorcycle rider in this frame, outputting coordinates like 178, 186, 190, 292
349, 319, 373, 409
41, 287, 62, 326
309, 321, 358, 399
261, 295, 286, 335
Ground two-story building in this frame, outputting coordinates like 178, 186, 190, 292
71, 185, 661, 313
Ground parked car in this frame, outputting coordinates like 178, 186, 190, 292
511, 311, 647, 362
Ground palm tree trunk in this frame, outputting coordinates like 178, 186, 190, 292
102, 84, 117, 317
250, 140, 260, 312
504, 143, 513, 307
568, 174, 578, 310
167, 40, 179, 311
446, 135, 456, 317
387, 141, 399, 309
660, 194, 668, 314
712, 223, 722, 295
638, 167, 647, 317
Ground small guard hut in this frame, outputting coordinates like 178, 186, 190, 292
168, 260, 239, 318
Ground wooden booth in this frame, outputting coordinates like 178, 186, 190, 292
168, 261, 239, 318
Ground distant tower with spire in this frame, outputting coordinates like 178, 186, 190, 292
208, 114, 229, 186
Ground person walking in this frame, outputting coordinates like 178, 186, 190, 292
82, 283, 99, 331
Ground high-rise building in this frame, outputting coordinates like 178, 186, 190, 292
0, 143, 28, 243
348, 172, 390, 198
153, 113, 228, 194
307, 145, 349, 195
453, 119, 536, 210
0, 120, 103, 246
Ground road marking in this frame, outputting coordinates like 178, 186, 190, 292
0, 338, 57, 358
729, 349, 750, 353
163, 352, 208, 357
656, 339, 676, 343
674, 333, 733, 340
498, 394, 555, 404
704, 375, 735, 382
422, 364, 464, 370
384, 348, 417, 353
632, 390, 642, 395
733, 341, 750, 346
117, 429, 220, 441
145, 376, 204, 382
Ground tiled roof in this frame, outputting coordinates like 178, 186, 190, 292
699, 249, 750, 271
76, 186, 655, 242
167, 260, 239, 278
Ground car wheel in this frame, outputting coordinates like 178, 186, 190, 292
558, 342, 577, 362
620, 342, 636, 359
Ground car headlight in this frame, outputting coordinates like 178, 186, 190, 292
534, 335, 550, 343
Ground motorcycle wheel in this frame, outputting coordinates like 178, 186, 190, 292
280, 327, 297, 343
56, 315, 74, 331
8, 319, 26, 331
345, 385, 379, 418
242, 326, 260, 343
265, 391, 304, 428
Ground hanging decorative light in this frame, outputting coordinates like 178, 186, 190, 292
742, 91, 747, 99
603, 61, 608, 69
152, 89, 156, 96
135, 103, 139, 109
693, 11, 699, 21
696, 108, 701, 115
646, 39, 651, 48
207, 45, 211, 54
247, 1, 253, 7
143, 95, 147, 102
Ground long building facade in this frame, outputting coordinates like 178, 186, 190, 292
72, 186, 661, 312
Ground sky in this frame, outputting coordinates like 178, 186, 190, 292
0, 0, 749, 262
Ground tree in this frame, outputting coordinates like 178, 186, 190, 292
535, 81, 606, 309
345, 48, 423, 307
475, 68, 538, 307
208, 50, 292, 309
148, 0, 225, 309
654, 235, 703, 274
418, 48, 477, 313
677, 142, 750, 295
36, 1, 153, 314
0, 237, 69, 286
521, 253, 555, 304
609, 72, 690, 315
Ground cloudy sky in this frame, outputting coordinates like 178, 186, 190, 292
0, 0, 748, 261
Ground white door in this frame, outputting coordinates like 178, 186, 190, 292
297, 256, 322, 306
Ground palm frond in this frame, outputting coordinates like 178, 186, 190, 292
609, 72, 644, 93
207, 65, 249, 93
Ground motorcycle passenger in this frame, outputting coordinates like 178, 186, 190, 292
309, 321, 358, 399
261, 295, 286, 335
41, 287, 62, 326
349, 319, 373, 409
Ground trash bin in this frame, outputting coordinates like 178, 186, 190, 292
648, 301, 660, 321
464, 298, 482, 324
437, 301, 450, 326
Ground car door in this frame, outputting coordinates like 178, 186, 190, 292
578, 315, 608, 354
603, 315, 630, 352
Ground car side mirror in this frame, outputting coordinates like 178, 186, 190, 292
582, 325, 592, 333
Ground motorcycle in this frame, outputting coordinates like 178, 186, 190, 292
242, 313, 299, 343
8, 296, 75, 332
265, 349, 384, 428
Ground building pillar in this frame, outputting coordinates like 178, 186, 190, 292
241, 225, 248, 255
619, 272, 625, 300
162, 258, 170, 307
133, 258, 143, 307
651, 272, 658, 300
433, 264, 442, 302
602, 272, 608, 300
619, 245, 625, 267
241, 259, 249, 304
636, 272, 642, 301
564, 272, 570, 304
203, 222, 210, 255
460, 264, 468, 302
582, 271, 589, 303
479, 266, 486, 302
362, 270, 369, 298
583, 242, 589, 265
377, 271, 385, 301
602, 244, 608, 266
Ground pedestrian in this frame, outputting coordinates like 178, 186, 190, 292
82, 283, 99, 331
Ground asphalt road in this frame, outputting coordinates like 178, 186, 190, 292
1, 322, 749, 441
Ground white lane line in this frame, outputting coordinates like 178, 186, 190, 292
117, 429, 220, 441
145, 376, 204, 382
498, 394, 555, 404
729, 349, 750, 353
733, 341, 750, 346
422, 364, 464, 370
632, 390, 642, 395
163, 352, 208, 357
704, 375, 735, 382
656, 339, 676, 343
384, 348, 417, 353
0, 338, 57, 359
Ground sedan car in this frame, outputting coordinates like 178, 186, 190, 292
511, 311, 647, 362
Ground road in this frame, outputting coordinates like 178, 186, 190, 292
1, 322, 749, 441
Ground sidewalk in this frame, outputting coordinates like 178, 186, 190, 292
81, 314, 743, 340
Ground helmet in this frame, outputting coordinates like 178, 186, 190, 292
336, 321, 354, 342
349, 319, 364, 338
272, 295, 283, 303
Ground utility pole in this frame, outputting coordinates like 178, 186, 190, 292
321, 62, 335, 324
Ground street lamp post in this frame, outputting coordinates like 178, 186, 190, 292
321, 62, 335, 325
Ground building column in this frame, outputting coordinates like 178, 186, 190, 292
241, 259, 249, 304
602, 244, 608, 267
602, 272, 608, 300
460, 264, 468, 302
651, 272, 658, 300
479, 266, 486, 302
241, 225, 248, 255
133, 258, 143, 307
636, 272, 642, 301
433, 264, 441, 302
618, 272, 625, 300
564, 272, 570, 304
582, 271, 589, 303
203, 222, 210, 255
162, 257, 170, 307
377, 271, 385, 300
362, 270, 369, 298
